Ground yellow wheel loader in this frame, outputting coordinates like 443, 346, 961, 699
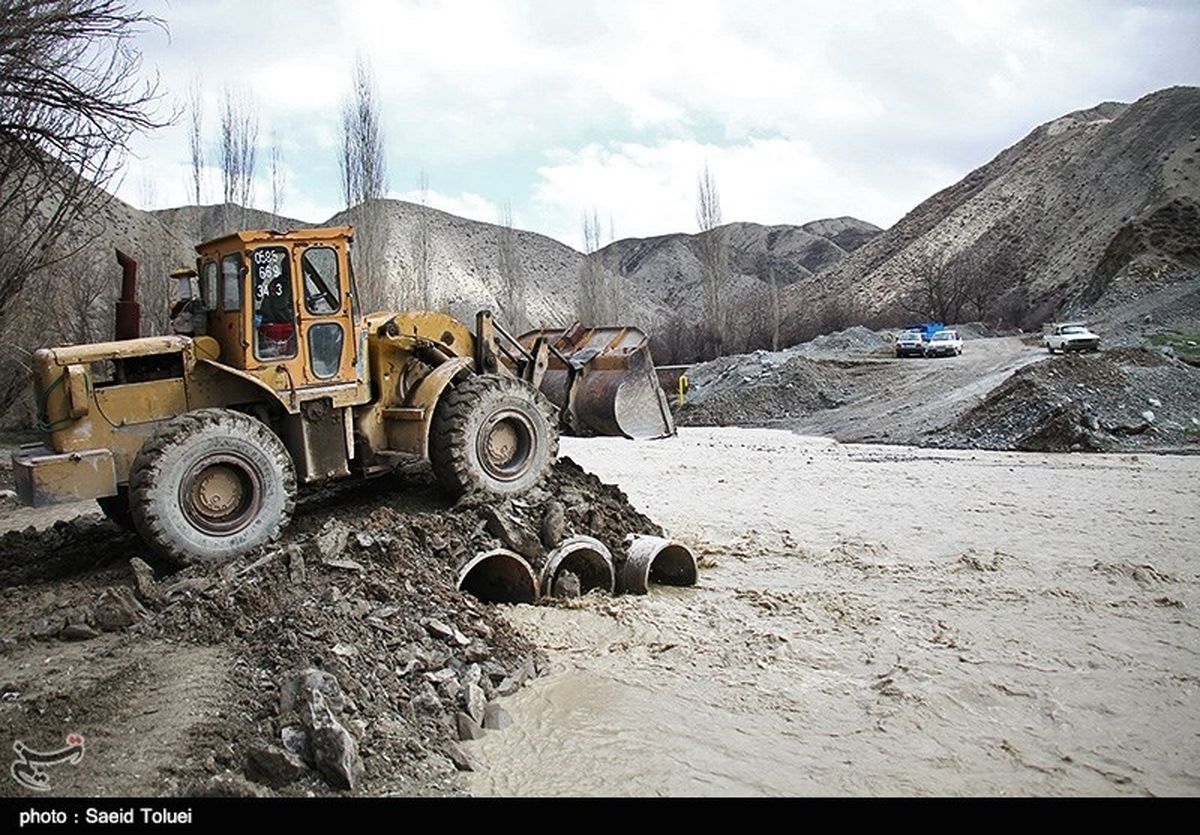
12, 226, 674, 565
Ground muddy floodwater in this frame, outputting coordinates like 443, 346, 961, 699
468, 428, 1200, 796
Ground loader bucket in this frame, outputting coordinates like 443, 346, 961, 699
519, 324, 676, 439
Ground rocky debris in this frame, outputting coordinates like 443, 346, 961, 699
455, 712, 486, 741
189, 774, 276, 798
245, 744, 309, 789
280, 668, 345, 717
482, 703, 512, 731
442, 742, 479, 773
0, 457, 660, 796
424, 618, 470, 646
93, 587, 147, 631
314, 522, 349, 561
937, 348, 1200, 452
280, 726, 310, 762
129, 557, 164, 607
463, 682, 487, 725
30, 616, 62, 639
59, 622, 100, 641
552, 570, 581, 598
539, 501, 566, 549
303, 689, 363, 791
482, 505, 542, 559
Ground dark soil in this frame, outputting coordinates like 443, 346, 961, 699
0, 458, 662, 797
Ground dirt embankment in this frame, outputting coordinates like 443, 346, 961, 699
939, 348, 1200, 452
677, 330, 1050, 445
0, 459, 660, 797
676, 282, 1200, 454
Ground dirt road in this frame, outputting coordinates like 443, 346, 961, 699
467, 428, 1200, 796
789, 335, 1050, 443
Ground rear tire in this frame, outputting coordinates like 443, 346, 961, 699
128, 409, 296, 566
430, 374, 558, 498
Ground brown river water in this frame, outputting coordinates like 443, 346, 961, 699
467, 429, 1200, 796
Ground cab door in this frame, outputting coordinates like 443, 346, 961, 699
294, 242, 357, 387
245, 244, 309, 391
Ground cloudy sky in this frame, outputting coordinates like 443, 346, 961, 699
119, 0, 1199, 249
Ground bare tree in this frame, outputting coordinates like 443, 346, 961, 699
662, 313, 695, 365
768, 264, 781, 352
186, 76, 204, 204
695, 162, 729, 358
219, 85, 258, 208
137, 171, 156, 210
902, 252, 968, 324
0, 0, 166, 332
338, 54, 389, 310
409, 168, 432, 309
497, 201, 526, 330
575, 207, 622, 325
960, 248, 1021, 323
339, 54, 387, 208
269, 133, 285, 215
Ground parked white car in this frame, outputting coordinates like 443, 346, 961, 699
894, 329, 927, 358
924, 329, 963, 357
1044, 322, 1100, 353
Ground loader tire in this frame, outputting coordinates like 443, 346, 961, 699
430, 374, 558, 499
128, 409, 296, 566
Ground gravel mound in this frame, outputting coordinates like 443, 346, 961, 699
677, 351, 850, 427
934, 348, 1200, 452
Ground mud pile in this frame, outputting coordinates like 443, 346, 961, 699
934, 348, 1200, 452
0, 458, 663, 796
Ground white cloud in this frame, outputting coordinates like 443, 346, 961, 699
531, 137, 959, 246
118, 0, 1200, 246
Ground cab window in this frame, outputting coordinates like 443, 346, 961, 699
302, 247, 341, 315
221, 254, 242, 312
308, 322, 345, 379
252, 247, 297, 360
201, 261, 219, 311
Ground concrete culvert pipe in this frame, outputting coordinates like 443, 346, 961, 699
621, 535, 698, 595
458, 548, 539, 604
541, 535, 615, 597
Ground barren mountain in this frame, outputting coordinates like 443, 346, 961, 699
803, 86, 1200, 328
594, 217, 881, 322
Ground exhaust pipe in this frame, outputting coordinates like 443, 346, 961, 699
620, 535, 698, 595
541, 535, 615, 597
114, 249, 140, 340
457, 548, 539, 604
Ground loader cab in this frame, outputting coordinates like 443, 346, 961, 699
195, 227, 362, 392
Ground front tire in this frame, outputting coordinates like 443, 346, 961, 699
430, 374, 558, 498
128, 409, 296, 566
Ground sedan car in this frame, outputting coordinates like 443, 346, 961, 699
894, 329, 927, 358
1044, 322, 1100, 353
924, 329, 963, 357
